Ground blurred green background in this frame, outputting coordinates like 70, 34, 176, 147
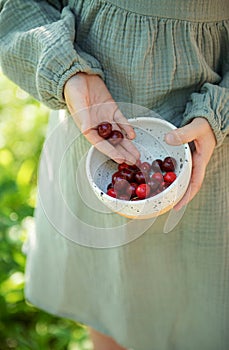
0, 72, 92, 350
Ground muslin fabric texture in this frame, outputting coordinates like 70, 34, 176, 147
0, 1, 229, 349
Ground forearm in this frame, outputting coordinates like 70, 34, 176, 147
0, 0, 104, 109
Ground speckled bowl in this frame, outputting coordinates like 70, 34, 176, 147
86, 117, 192, 219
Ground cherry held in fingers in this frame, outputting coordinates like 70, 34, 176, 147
97, 122, 112, 139
97, 122, 124, 145
108, 130, 124, 146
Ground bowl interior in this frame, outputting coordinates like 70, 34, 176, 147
88, 117, 189, 195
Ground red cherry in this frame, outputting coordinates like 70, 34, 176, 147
128, 164, 140, 172
136, 184, 151, 199
120, 168, 135, 182
129, 182, 138, 197
148, 178, 160, 191
107, 183, 113, 191
151, 159, 163, 172
162, 157, 177, 172
151, 172, 164, 183
118, 162, 130, 172
107, 188, 117, 198
140, 161, 151, 173
134, 171, 148, 184
163, 172, 177, 183
108, 130, 123, 146
112, 171, 125, 185
160, 181, 171, 191
97, 122, 112, 139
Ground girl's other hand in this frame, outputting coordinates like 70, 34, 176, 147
165, 117, 216, 210
64, 73, 140, 164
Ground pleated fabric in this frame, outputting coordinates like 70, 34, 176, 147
25, 113, 229, 350
1, 0, 228, 349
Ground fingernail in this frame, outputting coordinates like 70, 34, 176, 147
129, 131, 136, 139
165, 133, 176, 144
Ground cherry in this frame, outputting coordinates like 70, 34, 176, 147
136, 184, 151, 199
163, 172, 177, 183
108, 130, 124, 146
129, 182, 138, 197
106, 154, 178, 201
151, 159, 163, 172
128, 164, 140, 172
107, 188, 117, 198
118, 162, 130, 172
148, 178, 160, 191
134, 171, 148, 184
151, 172, 164, 183
135, 159, 142, 168
97, 122, 112, 139
107, 183, 113, 191
127, 159, 142, 172
160, 181, 171, 191
112, 171, 125, 185
140, 161, 151, 173
162, 156, 177, 172
120, 168, 135, 182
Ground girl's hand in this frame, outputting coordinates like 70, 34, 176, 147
165, 118, 216, 210
64, 73, 140, 164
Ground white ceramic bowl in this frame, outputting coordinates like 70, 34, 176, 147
86, 117, 192, 219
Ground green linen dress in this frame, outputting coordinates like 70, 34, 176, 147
1, 1, 229, 349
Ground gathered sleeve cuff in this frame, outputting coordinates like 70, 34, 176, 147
181, 71, 229, 147
0, 0, 104, 109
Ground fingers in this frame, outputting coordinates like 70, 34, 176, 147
113, 108, 136, 140
174, 152, 206, 211
165, 118, 211, 146
85, 129, 139, 164
165, 118, 217, 210
94, 142, 125, 164
64, 73, 139, 164
71, 104, 140, 164
84, 129, 124, 163
120, 138, 141, 163
115, 140, 140, 165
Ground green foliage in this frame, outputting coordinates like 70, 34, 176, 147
0, 73, 92, 349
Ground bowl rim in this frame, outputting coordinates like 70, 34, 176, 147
86, 116, 192, 205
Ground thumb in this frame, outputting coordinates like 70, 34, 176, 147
165, 119, 202, 145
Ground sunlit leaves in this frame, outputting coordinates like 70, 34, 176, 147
0, 73, 92, 349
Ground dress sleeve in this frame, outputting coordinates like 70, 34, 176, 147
181, 65, 229, 147
0, 0, 104, 109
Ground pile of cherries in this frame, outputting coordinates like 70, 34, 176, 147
106, 157, 177, 201
96, 121, 177, 201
